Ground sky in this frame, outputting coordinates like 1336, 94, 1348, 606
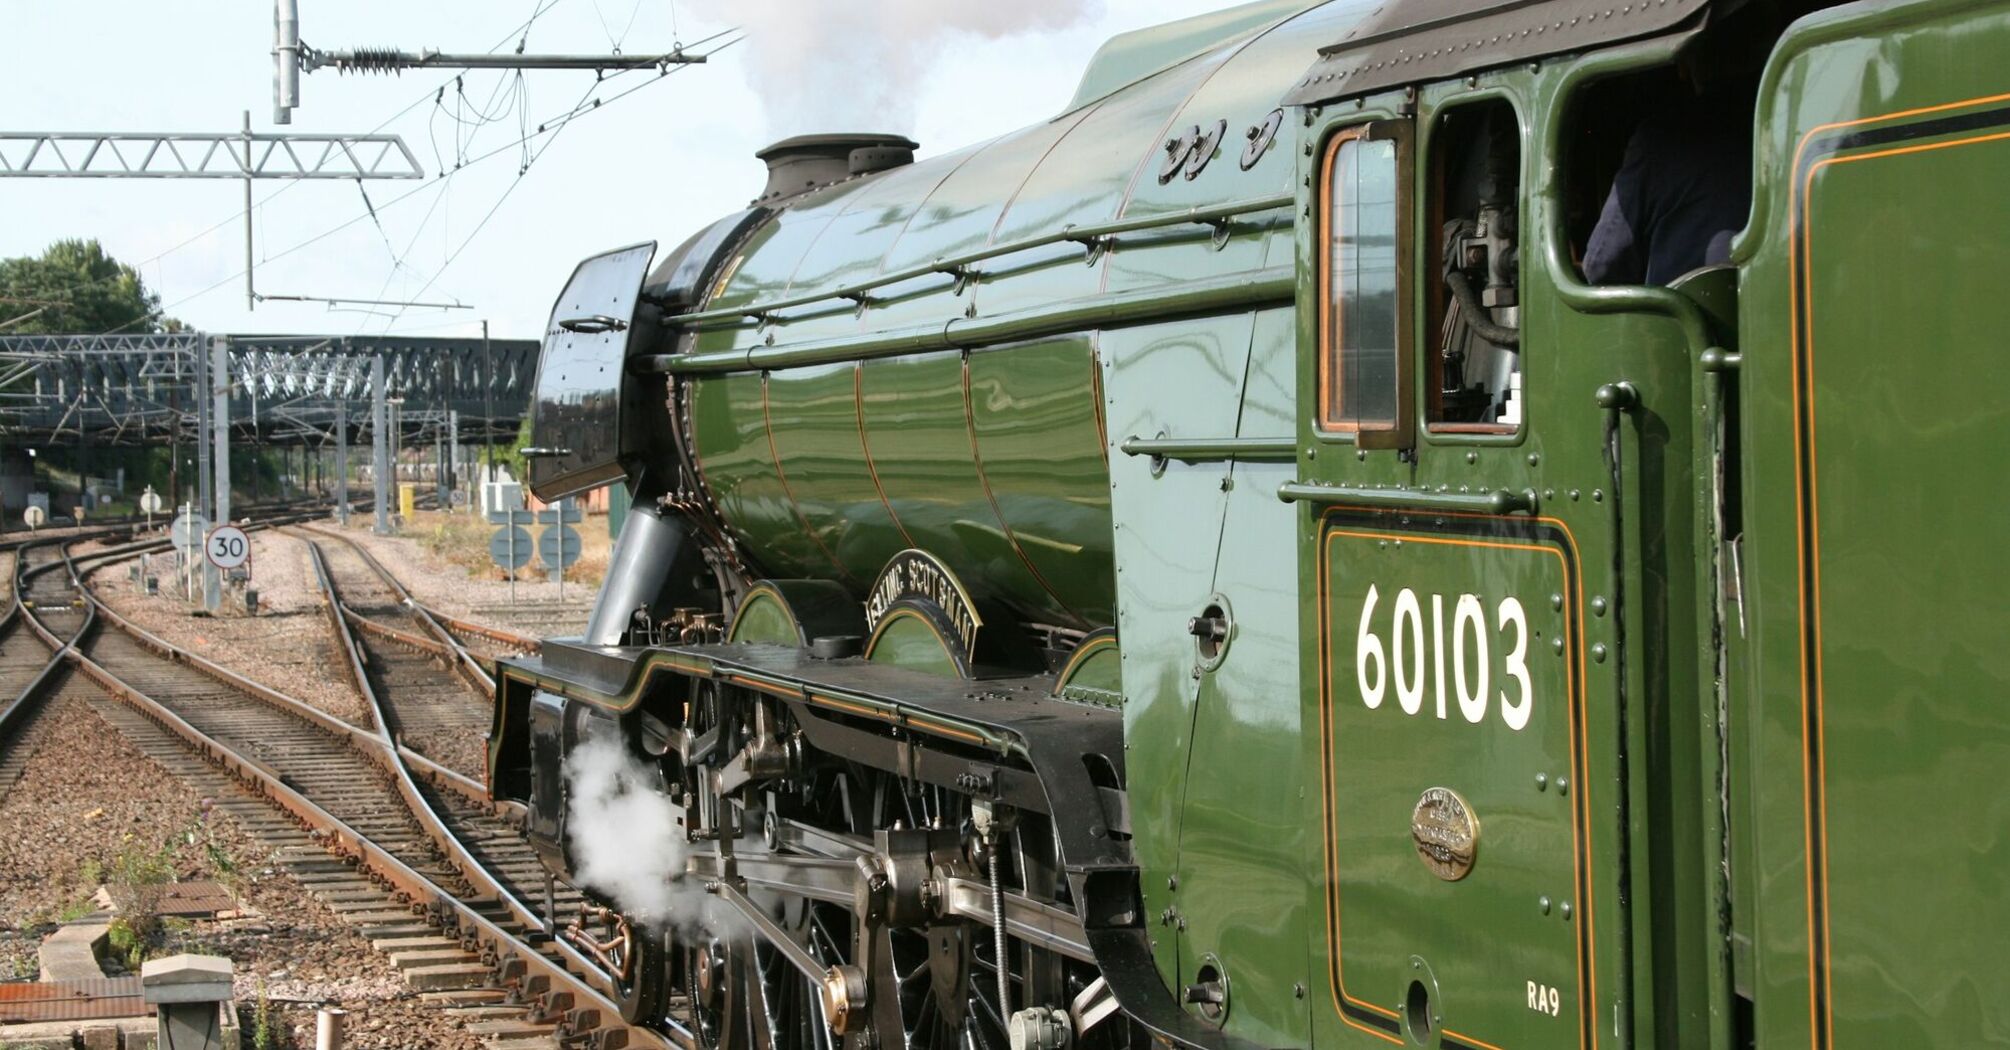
0, 0, 1232, 342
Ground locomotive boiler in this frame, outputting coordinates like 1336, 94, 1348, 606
490, 0, 2010, 1047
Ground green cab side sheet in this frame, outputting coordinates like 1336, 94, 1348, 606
1315, 513, 1591, 1048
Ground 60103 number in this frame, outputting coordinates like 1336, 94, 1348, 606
1353, 585, 1534, 730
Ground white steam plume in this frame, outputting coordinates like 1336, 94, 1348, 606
564, 733, 741, 936
687, 0, 1108, 138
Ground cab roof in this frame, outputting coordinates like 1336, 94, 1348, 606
1283, 0, 1717, 105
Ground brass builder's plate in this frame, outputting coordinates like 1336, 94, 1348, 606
1411, 786, 1480, 881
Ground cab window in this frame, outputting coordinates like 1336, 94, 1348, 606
1427, 99, 1522, 432
1318, 126, 1405, 437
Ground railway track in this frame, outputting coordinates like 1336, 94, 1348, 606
424, 607, 541, 667
298, 529, 497, 780
19, 533, 675, 1049
0, 538, 101, 801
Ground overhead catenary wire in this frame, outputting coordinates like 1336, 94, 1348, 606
4, 0, 571, 320
369, 73, 606, 333
590, 0, 647, 52
91, 29, 742, 338
358, 26, 742, 331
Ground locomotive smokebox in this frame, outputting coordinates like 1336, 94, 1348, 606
754, 132, 917, 204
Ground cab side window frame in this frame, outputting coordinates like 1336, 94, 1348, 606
1316, 120, 1415, 449
1420, 94, 1526, 441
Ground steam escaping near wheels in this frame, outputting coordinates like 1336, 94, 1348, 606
564, 733, 743, 938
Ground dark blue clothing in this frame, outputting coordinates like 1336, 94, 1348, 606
1582, 114, 1753, 285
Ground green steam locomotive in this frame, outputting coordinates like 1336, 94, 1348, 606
489, 0, 2010, 1046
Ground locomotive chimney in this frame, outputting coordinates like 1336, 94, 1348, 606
754, 133, 918, 204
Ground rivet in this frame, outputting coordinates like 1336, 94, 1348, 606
1527, 453, 1540, 466
1168, 875, 1178, 890
1357, 449, 1367, 461
1295, 982, 1307, 1000
1539, 896, 1552, 914
1561, 901, 1573, 921
1308, 447, 1318, 460
1551, 637, 1565, 654
1536, 773, 1548, 791
1591, 596, 1608, 617
1466, 451, 1478, 464
1549, 592, 1563, 611
1592, 489, 1604, 502
1177, 917, 1188, 932
1411, 960, 1422, 970
1543, 488, 1556, 499
1569, 489, 1581, 501
1592, 643, 1608, 663
1556, 777, 1569, 795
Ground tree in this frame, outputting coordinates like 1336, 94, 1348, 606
0, 239, 171, 334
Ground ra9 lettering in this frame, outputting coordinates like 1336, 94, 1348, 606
1526, 980, 1562, 1017
1355, 584, 1533, 731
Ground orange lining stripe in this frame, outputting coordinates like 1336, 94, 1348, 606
1089, 340, 1110, 467
1315, 509, 1591, 1050
728, 668, 989, 746
809, 688, 988, 746
1447, 1030, 1512, 1050
1054, 634, 1117, 687
726, 582, 792, 644
760, 372, 856, 583
681, 380, 746, 556
506, 659, 990, 748
862, 607, 955, 664
854, 362, 918, 548
1785, 104, 2010, 1046
961, 355, 1086, 625
1313, 523, 1405, 1043
1791, 116, 2010, 1046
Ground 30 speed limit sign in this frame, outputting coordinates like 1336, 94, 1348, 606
206, 525, 251, 569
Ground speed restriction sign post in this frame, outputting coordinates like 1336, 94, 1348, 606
207, 525, 251, 571
139, 486, 163, 529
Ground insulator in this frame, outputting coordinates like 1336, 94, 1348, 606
335, 47, 408, 75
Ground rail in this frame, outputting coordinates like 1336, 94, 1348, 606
1118, 435, 1296, 464
419, 607, 541, 653
0, 539, 97, 751
647, 265, 1295, 375
297, 523, 498, 694
28, 533, 674, 1049
1276, 480, 1540, 516
662, 191, 1295, 329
